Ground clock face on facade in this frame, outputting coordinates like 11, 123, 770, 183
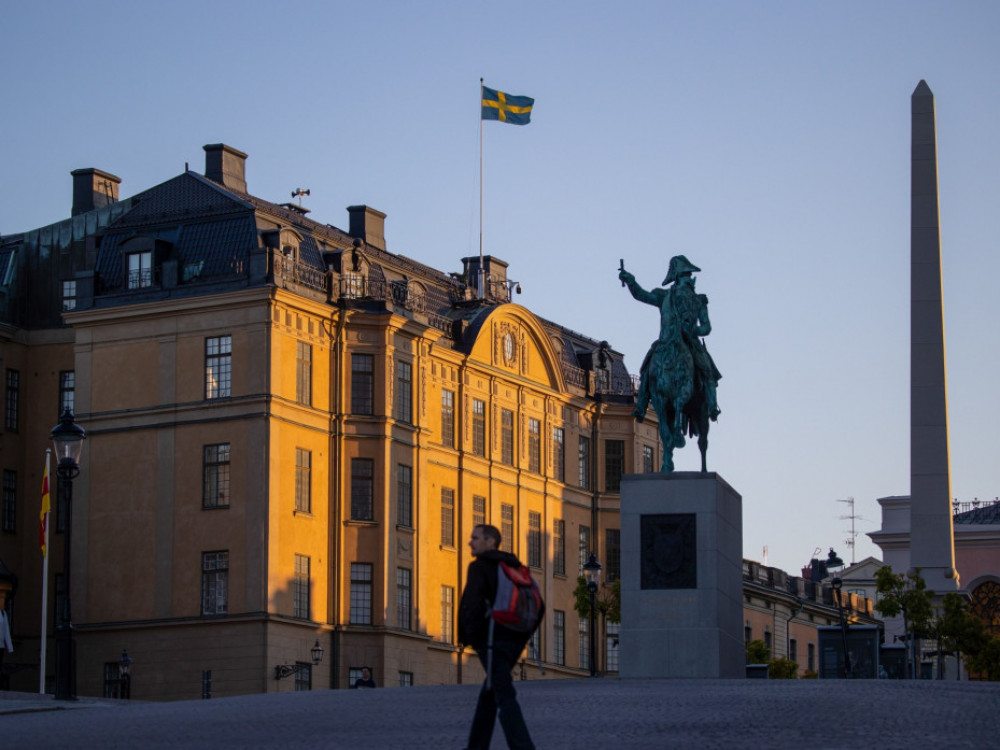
503, 332, 515, 364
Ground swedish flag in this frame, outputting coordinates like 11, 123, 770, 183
482, 86, 534, 125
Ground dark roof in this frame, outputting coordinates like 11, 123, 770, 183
954, 501, 1000, 525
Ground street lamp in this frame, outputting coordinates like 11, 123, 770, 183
118, 649, 133, 699
50, 408, 85, 701
830, 577, 852, 679
583, 553, 602, 678
274, 639, 324, 680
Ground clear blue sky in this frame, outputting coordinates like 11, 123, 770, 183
3, 1, 999, 576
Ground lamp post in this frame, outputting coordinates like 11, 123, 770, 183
830, 577, 852, 679
583, 553, 602, 678
274, 639, 324, 681
50, 409, 85, 701
118, 649, 133, 699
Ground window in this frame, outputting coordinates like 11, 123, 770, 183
528, 629, 541, 663
579, 526, 591, 572
606, 622, 620, 672
61, 280, 77, 311
295, 448, 311, 513
472, 495, 486, 528
807, 642, 815, 671
1, 470, 15, 533
5, 369, 19, 431
441, 585, 454, 644
396, 567, 412, 630
201, 551, 229, 615
127, 250, 152, 289
764, 630, 772, 652
552, 427, 564, 481
296, 341, 312, 406
501, 409, 514, 465
441, 487, 455, 547
643, 444, 655, 473
351, 354, 374, 415
553, 611, 565, 666
395, 360, 412, 423
441, 389, 455, 448
350, 458, 374, 521
526, 511, 542, 568
102, 662, 125, 699
59, 371, 75, 416
202, 444, 231, 509
528, 418, 541, 473
501, 504, 514, 552
605, 440, 624, 492
578, 436, 591, 490
294, 554, 310, 619
398, 671, 414, 687
744, 623, 753, 645
579, 618, 590, 669
350, 563, 373, 624
472, 399, 486, 456
553, 519, 565, 576
605, 529, 621, 583
205, 336, 232, 399
294, 663, 312, 692
397, 464, 412, 528
790, 638, 798, 665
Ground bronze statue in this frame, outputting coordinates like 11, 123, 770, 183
619, 256, 721, 472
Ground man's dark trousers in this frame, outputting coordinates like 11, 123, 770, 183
466, 640, 535, 750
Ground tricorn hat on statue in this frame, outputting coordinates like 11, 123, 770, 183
663, 255, 701, 285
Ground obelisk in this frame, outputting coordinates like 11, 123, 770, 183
909, 80, 958, 592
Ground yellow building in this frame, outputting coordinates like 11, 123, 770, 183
0, 145, 660, 698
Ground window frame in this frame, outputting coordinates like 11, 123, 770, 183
578, 435, 591, 490
351, 353, 375, 415
396, 567, 412, 630
552, 427, 564, 482
440, 487, 455, 547
202, 444, 231, 510
294, 554, 311, 619
527, 511, 542, 569
350, 458, 375, 521
395, 360, 412, 424
500, 409, 514, 465
5, 368, 20, 432
528, 418, 541, 473
605, 439, 625, 492
396, 464, 413, 528
201, 550, 229, 616
441, 389, 455, 448
295, 448, 311, 513
295, 341, 312, 406
350, 562, 374, 625
205, 336, 232, 400
472, 399, 486, 456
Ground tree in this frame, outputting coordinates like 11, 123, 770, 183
874, 566, 935, 679
767, 657, 799, 679
935, 592, 1000, 680
572, 576, 620, 623
745, 639, 769, 664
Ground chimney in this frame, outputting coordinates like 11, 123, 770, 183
71, 168, 121, 216
347, 205, 386, 251
203, 144, 248, 193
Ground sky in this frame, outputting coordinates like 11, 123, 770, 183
3, 1, 999, 576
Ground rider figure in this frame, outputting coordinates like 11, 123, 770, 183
619, 255, 721, 432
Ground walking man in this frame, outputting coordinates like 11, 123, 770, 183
459, 524, 537, 750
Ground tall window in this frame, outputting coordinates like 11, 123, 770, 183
528, 418, 541, 473
553, 519, 565, 576
553, 610, 565, 666
472, 399, 486, 456
351, 354, 374, 415
441, 585, 454, 644
296, 341, 312, 406
5, 369, 19, 431
395, 360, 412, 423
1, 470, 15, 533
500, 504, 514, 552
527, 511, 542, 568
397, 464, 413, 527
59, 371, 75, 416
441, 487, 455, 547
205, 336, 232, 399
350, 563, 373, 624
643, 444, 655, 473
398, 672, 414, 687
473, 495, 486, 528
807, 642, 815, 671
606, 622, 620, 672
605, 440, 625, 492
201, 551, 229, 615
351, 459, 374, 521
579, 525, 591, 572
396, 567, 412, 630
203, 444, 231, 509
441, 390, 455, 448
127, 251, 152, 289
790, 638, 798, 664
294, 554, 310, 619
552, 427, 564, 481
294, 664, 312, 692
295, 448, 311, 513
578, 436, 591, 490
579, 618, 590, 669
61, 280, 77, 311
528, 629, 541, 663
501, 409, 514, 465
605, 529, 621, 583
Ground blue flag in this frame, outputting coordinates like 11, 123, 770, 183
482, 86, 534, 125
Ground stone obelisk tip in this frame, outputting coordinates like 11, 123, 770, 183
913, 79, 933, 97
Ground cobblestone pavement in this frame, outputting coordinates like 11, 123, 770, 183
3, 678, 1000, 749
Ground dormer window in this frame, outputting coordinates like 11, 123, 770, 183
127, 251, 153, 289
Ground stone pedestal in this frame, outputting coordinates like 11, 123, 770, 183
619, 472, 743, 678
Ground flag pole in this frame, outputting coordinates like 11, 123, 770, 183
479, 77, 485, 300
39, 449, 51, 694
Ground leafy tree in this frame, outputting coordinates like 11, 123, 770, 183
573, 576, 621, 624
745, 639, 769, 664
874, 566, 935, 678
935, 592, 1000, 680
767, 657, 799, 679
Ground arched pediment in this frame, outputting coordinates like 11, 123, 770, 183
463, 305, 565, 392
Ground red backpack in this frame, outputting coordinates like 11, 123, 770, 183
491, 561, 544, 634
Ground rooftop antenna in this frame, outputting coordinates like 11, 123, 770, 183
291, 188, 310, 206
837, 497, 866, 565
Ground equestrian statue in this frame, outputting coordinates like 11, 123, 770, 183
619, 256, 721, 472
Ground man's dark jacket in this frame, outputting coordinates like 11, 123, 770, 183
458, 549, 540, 650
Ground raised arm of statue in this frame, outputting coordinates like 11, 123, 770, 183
618, 268, 659, 306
